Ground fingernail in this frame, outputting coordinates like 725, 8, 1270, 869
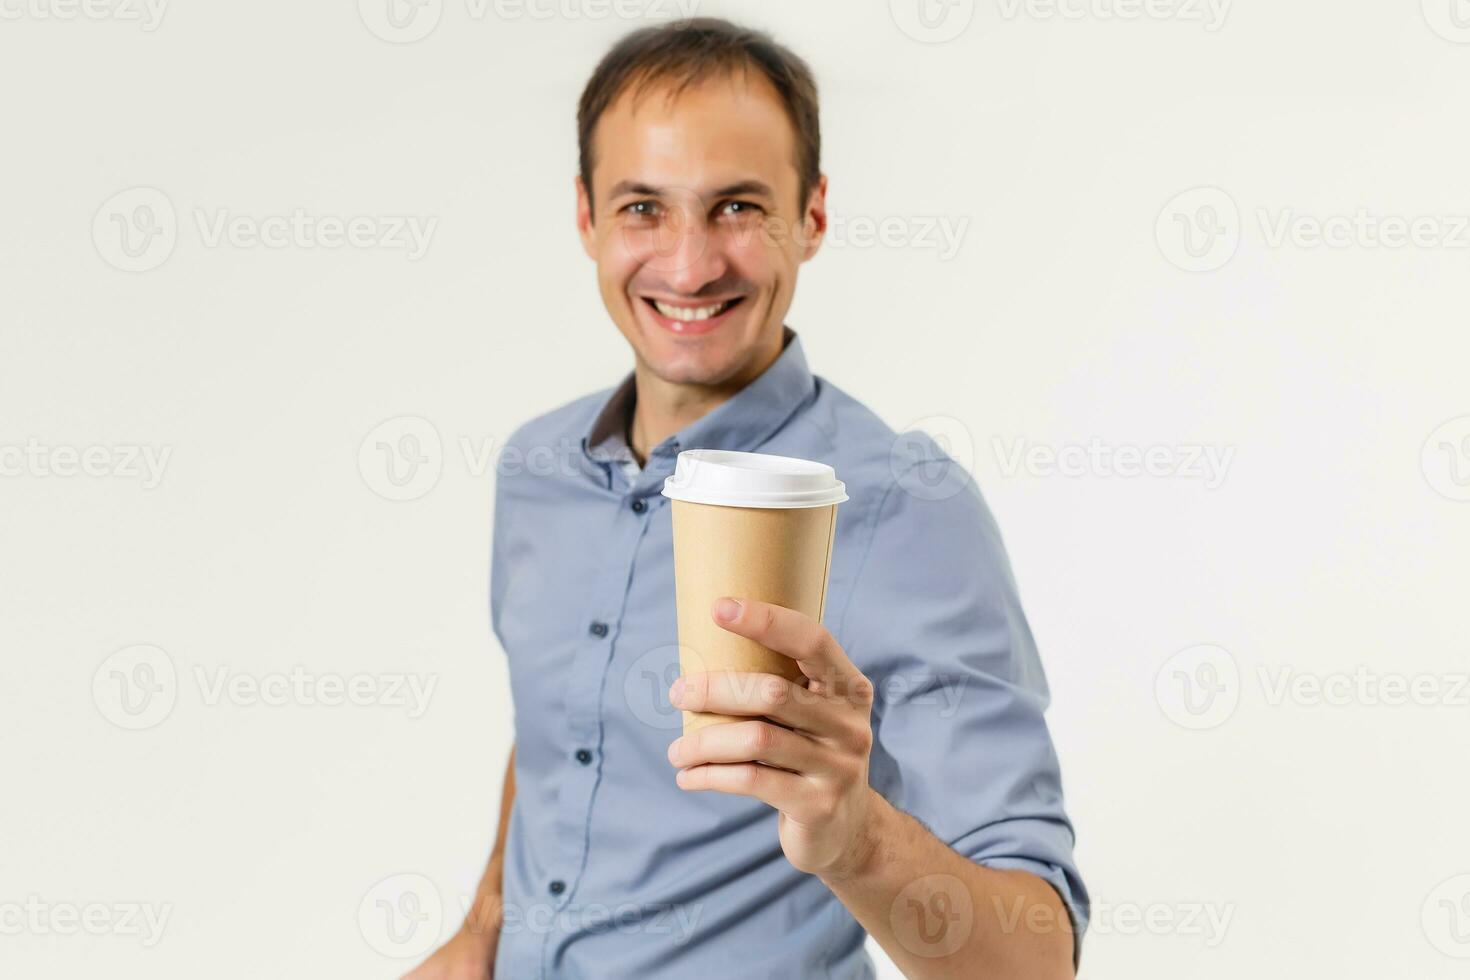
669, 677, 685, 704
714, 597, 742, 622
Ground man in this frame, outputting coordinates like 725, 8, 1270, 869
410, 17, 1086, 980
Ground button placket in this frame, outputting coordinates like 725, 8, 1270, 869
547, 492, 657, 907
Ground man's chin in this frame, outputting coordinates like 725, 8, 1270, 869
637, 348, 743, 387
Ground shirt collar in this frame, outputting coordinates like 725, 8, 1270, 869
580, 325, 815, 479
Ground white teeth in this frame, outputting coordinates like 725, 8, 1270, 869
652, 298, 731, 322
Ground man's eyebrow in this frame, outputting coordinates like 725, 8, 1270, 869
607, 180, 664, 200
604, 180, 777, 201
708, 180, 775, 200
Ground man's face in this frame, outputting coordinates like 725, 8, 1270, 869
577, 69, 826, 387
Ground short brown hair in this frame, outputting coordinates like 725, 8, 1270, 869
577, 17, 821, 217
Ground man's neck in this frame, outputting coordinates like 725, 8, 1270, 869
625, 329, 786, 465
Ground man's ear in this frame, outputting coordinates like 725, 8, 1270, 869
575, 174, 597, 260
799, 173, 828, 262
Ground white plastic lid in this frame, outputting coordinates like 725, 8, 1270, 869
661, 449, 848, 509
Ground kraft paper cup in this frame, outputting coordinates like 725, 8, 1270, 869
661, 450, 848, 735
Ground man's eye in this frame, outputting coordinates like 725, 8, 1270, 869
722, 200, 762, 218
624, 200, 660, 218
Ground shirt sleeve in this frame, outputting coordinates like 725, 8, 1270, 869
835, 448, 1089, 966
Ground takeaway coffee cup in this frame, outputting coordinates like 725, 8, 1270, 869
661, 449, 848, 735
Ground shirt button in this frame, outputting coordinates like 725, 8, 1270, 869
630, 498, 647, 513
548, 879, 566, 896
588, 621, 609, 638
575, 749, 593, 765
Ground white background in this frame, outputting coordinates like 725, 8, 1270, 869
3, 1, 1469, 977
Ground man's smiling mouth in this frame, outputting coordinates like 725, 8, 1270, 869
645, 296, 744, 320
641, 295, 746, 329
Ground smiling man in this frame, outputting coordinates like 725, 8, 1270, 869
408, 17, 1086, 980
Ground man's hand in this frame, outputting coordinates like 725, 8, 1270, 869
402, 920, 498, 980
667, 596, 880, 880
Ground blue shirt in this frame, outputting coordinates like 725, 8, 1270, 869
490, 327, 1087, 979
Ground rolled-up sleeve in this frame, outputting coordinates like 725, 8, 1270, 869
836, 451, 1089, 964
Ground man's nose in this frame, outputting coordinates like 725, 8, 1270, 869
647, 211, 727, 294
